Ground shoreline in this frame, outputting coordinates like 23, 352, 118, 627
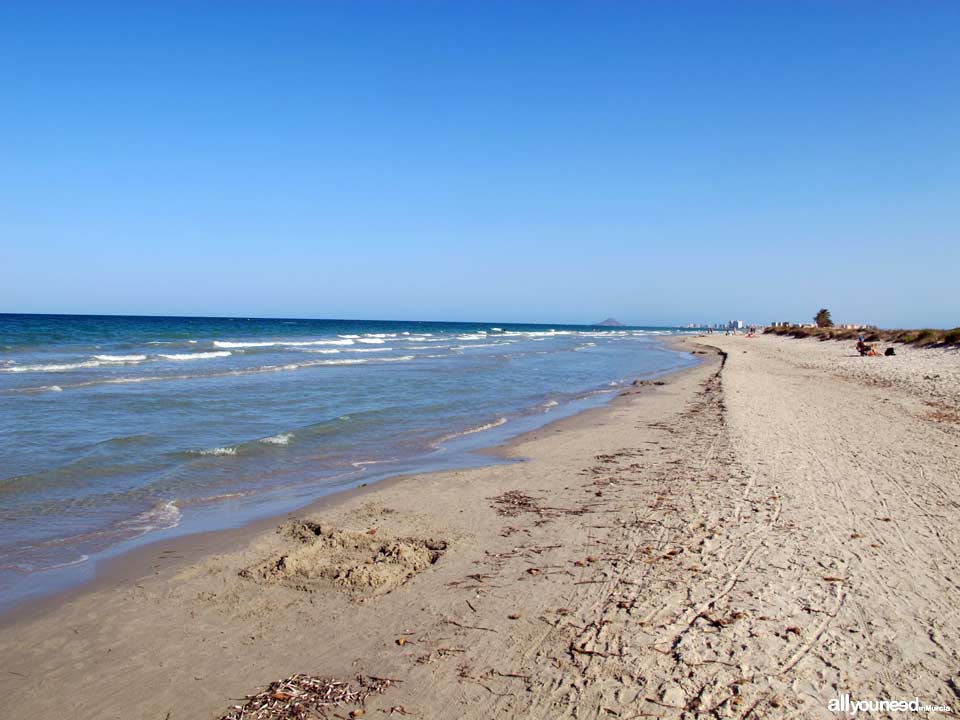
0, 337, 701, 629
0, 341, 721, 719
7, 333, 954, 719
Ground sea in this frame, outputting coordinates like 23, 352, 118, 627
0, 314, 698, 612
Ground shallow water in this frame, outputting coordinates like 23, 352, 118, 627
0, 314, 697, 611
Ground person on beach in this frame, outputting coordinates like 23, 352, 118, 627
856, 337, 879, 356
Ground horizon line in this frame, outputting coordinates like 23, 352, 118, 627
0, 311, 693, 329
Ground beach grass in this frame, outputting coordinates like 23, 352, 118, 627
764, 324, 960, 347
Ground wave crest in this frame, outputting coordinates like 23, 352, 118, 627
93, 354, 147, 362
435, 417, 507, 445
159, 351, 232, 360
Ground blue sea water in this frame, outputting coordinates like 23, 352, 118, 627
0, 314, 697, 612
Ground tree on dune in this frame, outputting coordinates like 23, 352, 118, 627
815, 309, 833, 328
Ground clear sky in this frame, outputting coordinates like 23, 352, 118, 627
1, 1, 957, 328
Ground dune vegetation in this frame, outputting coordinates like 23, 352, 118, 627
764, 324, 960, 346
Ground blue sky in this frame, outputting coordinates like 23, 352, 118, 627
1, 1, 957, 327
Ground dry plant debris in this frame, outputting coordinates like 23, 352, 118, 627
220, 673, 395, 720
489, 490, 541, 516
488, 490, 590, 519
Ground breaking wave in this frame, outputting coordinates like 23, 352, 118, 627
191, 446, 237, 456
93, 354, 148, 363
435, 417, 507, 445
118, 500, 182, 533
159, 351, 232, 360
213, 339, 355, 348
212, 341, 275, 348
2, 360, 102, 373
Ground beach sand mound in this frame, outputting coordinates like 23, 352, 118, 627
240, 520, 446, 596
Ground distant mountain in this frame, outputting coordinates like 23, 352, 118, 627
595, 318, 625, 327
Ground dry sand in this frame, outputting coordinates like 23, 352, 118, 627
1, 335, 958, 719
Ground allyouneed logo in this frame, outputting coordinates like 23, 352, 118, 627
828, 693, 952, 716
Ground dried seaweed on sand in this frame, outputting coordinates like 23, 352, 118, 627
489, 490, 591, 518
220, 673, 395, 720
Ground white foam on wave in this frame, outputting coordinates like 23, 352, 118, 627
435, 417, 507, 446
338, 334, 360, 339
541, 399, 559, 410
213, 339, 356, 348
94, 354, 148, 362
317, 358, 367, 366
312, 355, 411, 365
357, 338, 386, 344
9, 350, 421, 393
43, 554, 92, 570
2, 359, 103, 373
189, 490, 256, 503
310, 356, 412, 366
351, 458, 395, 468
456, 333, 488, 340
282, 339, 354, 347
48, 385, 63, 392
194, 446, 237, 456
308, 349, 341, 354
10, 499, 184, 574
260, 432, 293, 445
159, 351, 232, 360
213, 340, 275, 348
119, 500, 182, 533
345, 347, 393, 353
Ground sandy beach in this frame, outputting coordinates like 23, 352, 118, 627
2, 335, 958, 719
